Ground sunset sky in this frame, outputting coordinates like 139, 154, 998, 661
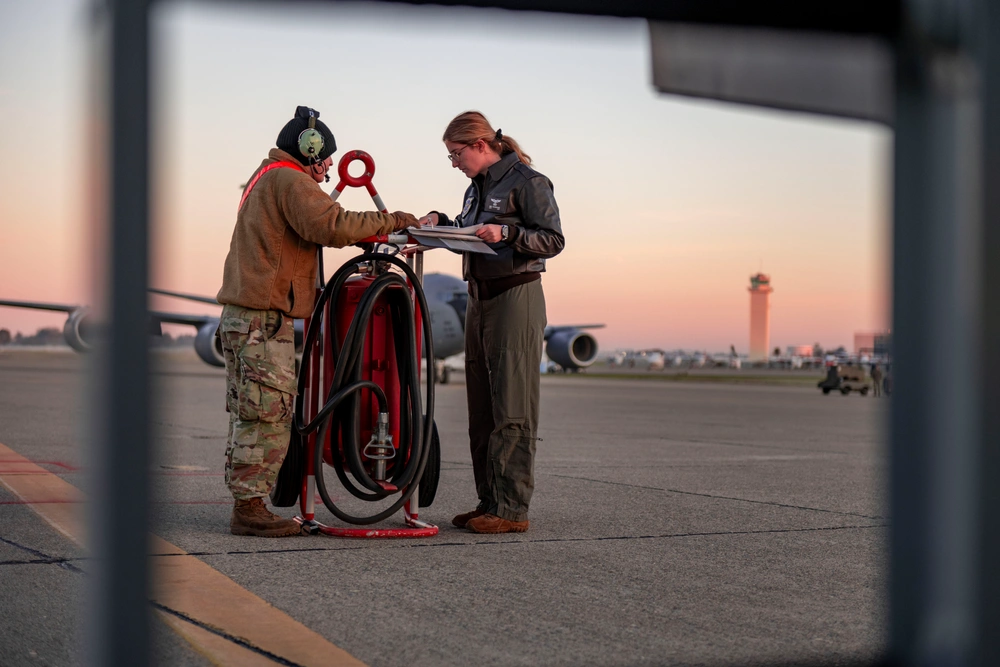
0, 1, 891, 353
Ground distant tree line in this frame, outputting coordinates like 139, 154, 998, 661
1, 327, 65, 346
0, 327, 195, 348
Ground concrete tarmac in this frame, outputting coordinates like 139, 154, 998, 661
0, 348, 886, 666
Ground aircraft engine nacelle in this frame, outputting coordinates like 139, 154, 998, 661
545, 329, 599, 370
193, 322, 225, 367
63, 308, 95, 353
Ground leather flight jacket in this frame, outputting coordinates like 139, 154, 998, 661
437, 151, 565, 287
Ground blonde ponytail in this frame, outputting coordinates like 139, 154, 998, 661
443, 111, 532, 166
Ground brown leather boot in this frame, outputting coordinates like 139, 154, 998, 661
230, 497, 302, 537
452, 507, 487, 528
466, 513, 529, 534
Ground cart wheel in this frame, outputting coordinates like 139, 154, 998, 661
822, 387, 831, 395
841, 387, 851, 395
418, 419, 441, 508
860, 387, 869, 396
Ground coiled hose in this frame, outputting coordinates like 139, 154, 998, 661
294, 252, 435, 525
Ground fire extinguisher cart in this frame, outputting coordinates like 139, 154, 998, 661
289, 150, 441, 538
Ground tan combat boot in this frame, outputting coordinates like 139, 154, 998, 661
230, 497, 302, 537
466, 513, 529, 534
451, 507, 487, 528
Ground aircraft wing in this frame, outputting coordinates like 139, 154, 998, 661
147, 288, 221, 331
0, 300, 218, 329
0, 299, 79, 313
149, 311, 218, 328
1, 293, 229, 367
149, 288, 219, 306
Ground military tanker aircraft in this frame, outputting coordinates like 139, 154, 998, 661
0, 273, 603, 384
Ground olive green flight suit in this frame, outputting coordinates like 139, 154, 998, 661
465, 280, 546, 522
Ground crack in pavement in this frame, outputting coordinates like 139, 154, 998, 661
0, 522, 887, 570
546, 472, 885, 521
0, 557, 85, 571
0, 535, 84, 572
152, 523, 886, 559
153, 603, 303, 666
535, 433, 877, 457
0, 539, 321, 664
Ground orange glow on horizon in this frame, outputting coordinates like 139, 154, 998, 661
0, 2, 890, 355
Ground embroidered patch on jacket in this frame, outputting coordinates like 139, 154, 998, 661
485, 196, 505, 212
460, 196, 473, 220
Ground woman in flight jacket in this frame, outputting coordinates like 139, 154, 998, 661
420, 111, 564, 534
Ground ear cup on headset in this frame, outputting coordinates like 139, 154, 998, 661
298, 127, 324, 159
298, 109, 324, 160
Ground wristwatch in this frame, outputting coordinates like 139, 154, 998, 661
501, 225, 510, 241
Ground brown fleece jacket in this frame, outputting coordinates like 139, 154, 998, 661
217, 149, 416, 318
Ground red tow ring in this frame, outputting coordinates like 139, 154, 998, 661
331, 150, 387, 213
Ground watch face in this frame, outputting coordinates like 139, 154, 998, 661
502, 225, 509, 240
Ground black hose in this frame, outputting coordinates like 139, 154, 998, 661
294, 252, 436, 525
298, 261, 391, 502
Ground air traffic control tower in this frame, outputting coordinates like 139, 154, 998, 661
748, 273, 773, 361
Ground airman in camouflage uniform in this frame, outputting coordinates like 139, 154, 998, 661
216, 105, 416, 537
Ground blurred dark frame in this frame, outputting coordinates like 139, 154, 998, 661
91, 1, 999, 665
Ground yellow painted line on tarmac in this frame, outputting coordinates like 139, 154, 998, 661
158, 613, 285, 667
0, 441, 366, 667
0, 445, 84, 544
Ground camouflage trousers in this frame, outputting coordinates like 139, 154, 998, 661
219, 304, 297, 500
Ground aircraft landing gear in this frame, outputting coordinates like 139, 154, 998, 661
434, 359, 450, 385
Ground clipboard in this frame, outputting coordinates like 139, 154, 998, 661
406, 224, 496, 255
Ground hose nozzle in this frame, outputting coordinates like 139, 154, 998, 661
362, 412, 395, 481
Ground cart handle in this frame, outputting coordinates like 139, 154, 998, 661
330, 150, 387, 213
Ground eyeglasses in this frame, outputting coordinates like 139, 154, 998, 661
446, 144, 472, 163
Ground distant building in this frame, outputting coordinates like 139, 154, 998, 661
854, 333, 874, 355
874, 332, 892, 356
786, 345, 814, 357
748, 273, 773, 361
854, 331, 892, 357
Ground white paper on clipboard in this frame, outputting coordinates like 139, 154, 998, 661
407, 224, 496, 255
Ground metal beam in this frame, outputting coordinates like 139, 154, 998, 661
87, 0, 152, 664
649, 22, 894, 123
889, 14, 982, 666
977, 0, 1000, 664
89, 2, 994, 666
347, 0, 902, 36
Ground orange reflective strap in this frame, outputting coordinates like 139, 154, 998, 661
238, 160, 306, 212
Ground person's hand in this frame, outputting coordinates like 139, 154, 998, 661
476, 224, 504, 243
391, 211, 418, 231
417, 213, 439, 227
